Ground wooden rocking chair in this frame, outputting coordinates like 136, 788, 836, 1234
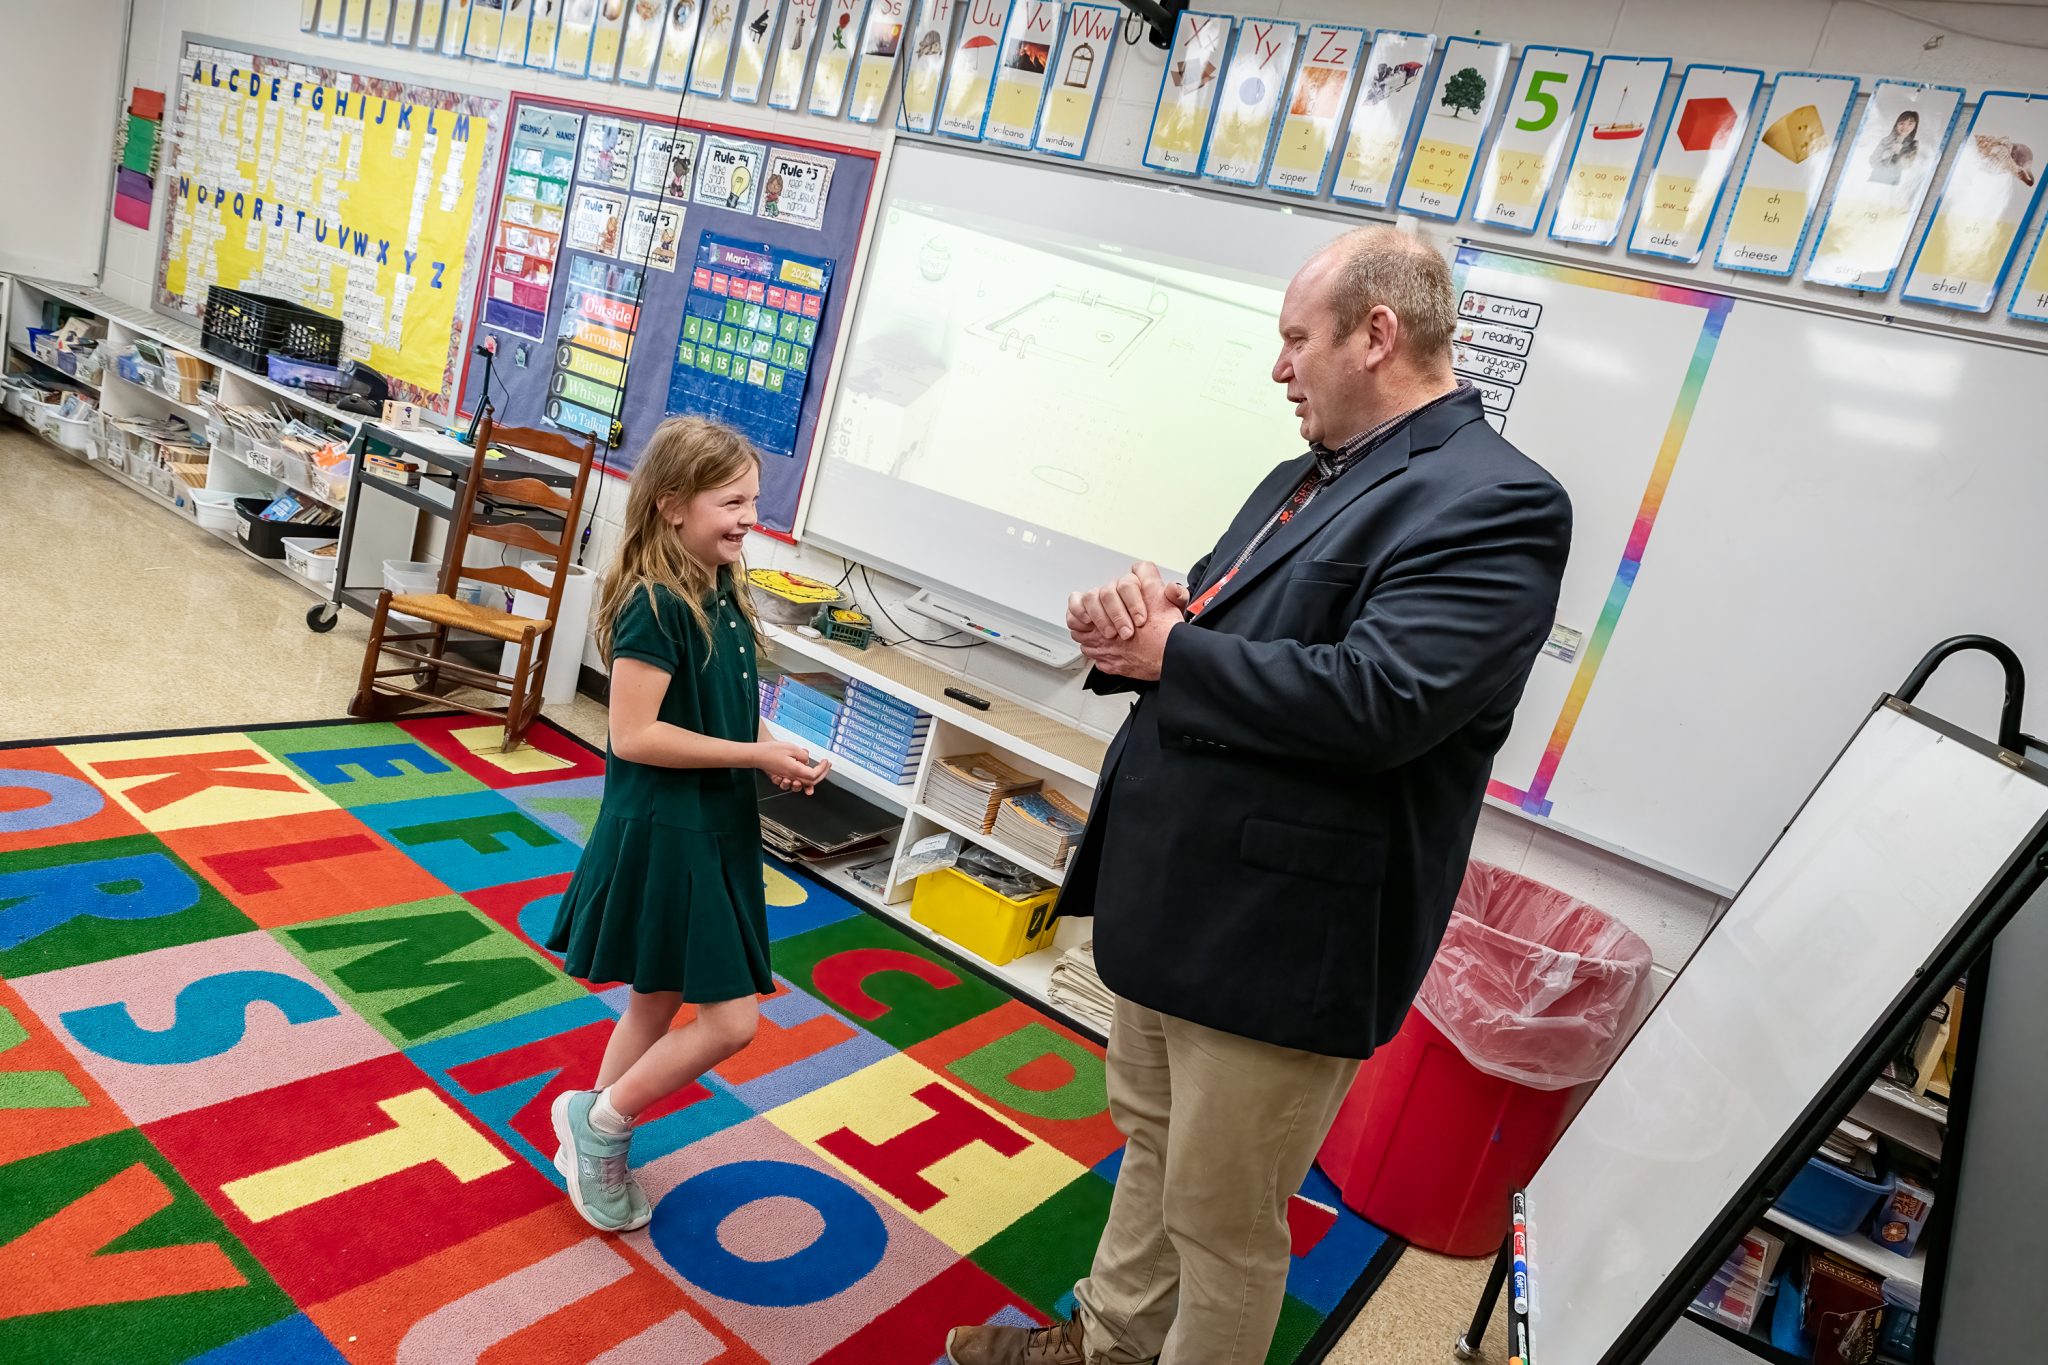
349, 418, 600, 751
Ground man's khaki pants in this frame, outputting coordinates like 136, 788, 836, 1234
1073, 997, 1362, 1365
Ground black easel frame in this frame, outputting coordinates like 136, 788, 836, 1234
1460, 638, 2048, 1365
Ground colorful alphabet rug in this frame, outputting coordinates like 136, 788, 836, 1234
0, 716, 1399, 1363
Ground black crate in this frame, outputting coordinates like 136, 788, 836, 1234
200, 285, 343, 373
233, 498, 296, 559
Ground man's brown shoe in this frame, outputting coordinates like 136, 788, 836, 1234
945, 1319, 1088, 1365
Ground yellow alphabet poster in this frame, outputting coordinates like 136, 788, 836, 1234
156, 42, 503, 414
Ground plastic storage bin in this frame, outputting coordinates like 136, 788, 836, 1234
192, 489, 240, 533
233, 498, 294, 558
910, 865, 1059, 966
383, 559, 442, 595
46, 408, 95, 453
1776, 1157, 1896, 1236
281, 537, 339, 583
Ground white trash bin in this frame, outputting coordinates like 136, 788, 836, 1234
502, 563, 598, 706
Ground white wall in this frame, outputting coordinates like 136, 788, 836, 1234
101, 0, 2048, 976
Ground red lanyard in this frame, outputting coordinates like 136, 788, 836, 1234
1185, 471, 1325, 619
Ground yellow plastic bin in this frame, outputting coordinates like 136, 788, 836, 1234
910, 865, 1059, 966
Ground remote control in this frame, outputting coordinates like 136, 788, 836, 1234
945, 687, 992, 711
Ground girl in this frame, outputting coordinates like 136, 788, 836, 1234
548, 416, 829, 1232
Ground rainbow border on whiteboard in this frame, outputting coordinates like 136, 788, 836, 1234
1471, 252, 1733, 819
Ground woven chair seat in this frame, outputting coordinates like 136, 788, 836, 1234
390, 593, 551, 644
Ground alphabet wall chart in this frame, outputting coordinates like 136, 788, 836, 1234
155, 40, 503, 412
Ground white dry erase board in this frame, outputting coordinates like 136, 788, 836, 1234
807, 143, 2048, 894
1, 6, 128, 282
1521, 699, 2048, 1365
804, 140, 1347, 626
1457, 245, 2048, 892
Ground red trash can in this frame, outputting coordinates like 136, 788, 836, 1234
1316, 862, 1653, 1256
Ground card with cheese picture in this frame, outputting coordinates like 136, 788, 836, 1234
1805, 82, 1963, 293
1715, 73, 1859, 276
1201, 16, 1299, 186
1142, 10, 1235, 176
898, 0, 957, 132
1330, 29, 1436, 207
1903, 91, 2048, 312
1627, 64, 1763, 264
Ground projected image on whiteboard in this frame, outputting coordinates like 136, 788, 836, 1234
807, 142, 1350, 628
826, 204, 1296, 567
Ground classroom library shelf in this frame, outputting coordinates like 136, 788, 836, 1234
3, 275, 463, 613
756, 621, 1106, 1026
1762, 1206, 1926, 1291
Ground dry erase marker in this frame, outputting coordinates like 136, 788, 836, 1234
1511, 1194, 1530, 1314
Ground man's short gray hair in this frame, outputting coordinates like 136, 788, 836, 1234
1325, 226, 1456, 360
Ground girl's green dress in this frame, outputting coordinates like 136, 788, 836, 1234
546, 576, 772, 1001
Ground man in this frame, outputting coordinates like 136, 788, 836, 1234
946, 227, 1572, 1365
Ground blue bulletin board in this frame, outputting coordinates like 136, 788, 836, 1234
459, 93, 877, 537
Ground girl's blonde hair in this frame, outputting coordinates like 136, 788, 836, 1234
595, 417, 762, 665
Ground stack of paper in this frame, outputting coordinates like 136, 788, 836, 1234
1815, 1117, 1879, 1180
1048, 939, 1114, 1036
993, 790, 1089, 871
928, 752, 1041, 833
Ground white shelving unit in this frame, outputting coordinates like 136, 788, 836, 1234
757, 622, 1107, 1030
1762, 1206, 1926, 1292
4, 276, 447, 610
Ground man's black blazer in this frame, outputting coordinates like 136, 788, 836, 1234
1059, 387, 1572, 1058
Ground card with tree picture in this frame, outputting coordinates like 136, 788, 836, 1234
1396, 36, 1510, 219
